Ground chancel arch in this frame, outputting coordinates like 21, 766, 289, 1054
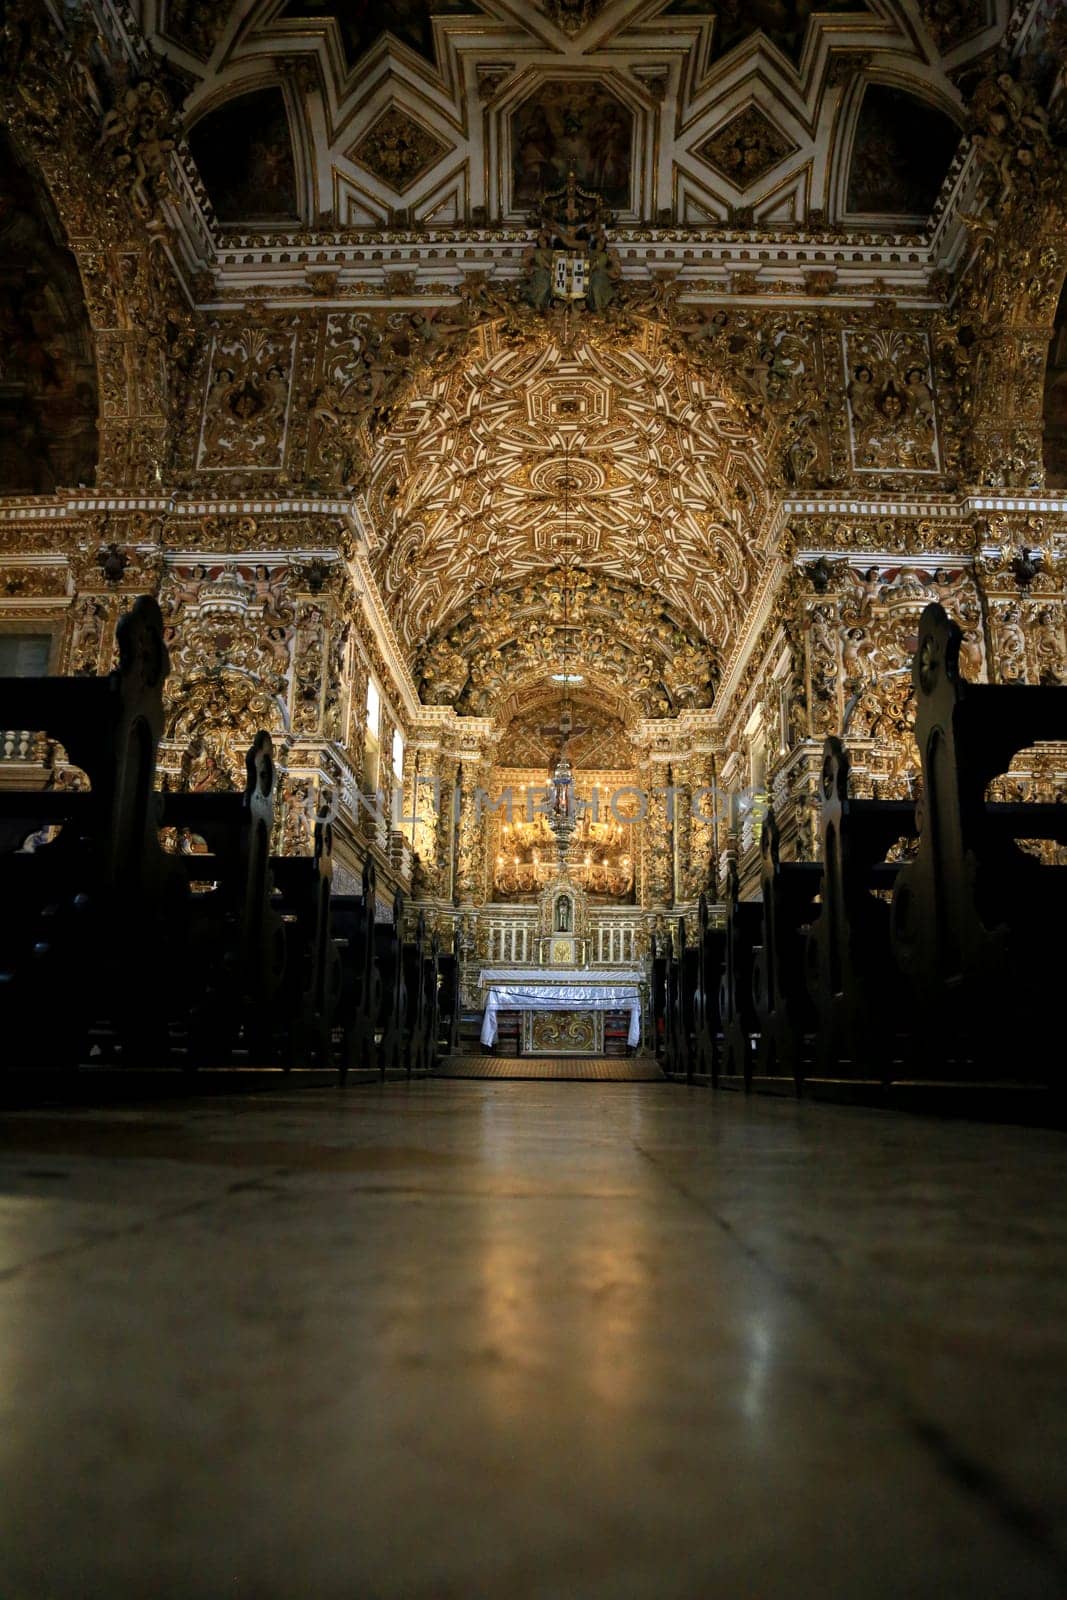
0, 132, 98, 494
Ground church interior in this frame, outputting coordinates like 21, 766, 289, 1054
1, 0, 1066, 1593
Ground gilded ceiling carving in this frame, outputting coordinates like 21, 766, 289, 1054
363, 321, 768, 670
415, 568, 719, 721
695, 105, 798, 191
136, 0, 1010, 239
531, 0, 612, 39
1045, 279, 1067, 488
348, 106, 454, 195
844, 328, 939, 473
197, 327, 297, 471
915, 0, 991, 56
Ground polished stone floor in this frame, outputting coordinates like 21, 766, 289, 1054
2, 1081, 1067, 1599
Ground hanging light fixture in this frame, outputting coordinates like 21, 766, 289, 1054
546, 438, 578, 869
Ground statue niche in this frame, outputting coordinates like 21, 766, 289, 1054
540, 879, 585, 966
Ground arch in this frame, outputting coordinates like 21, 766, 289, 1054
187, 85, 301, 224
842, 81, 962, 218
416, 569, 721, 722
0, 131, 98, 493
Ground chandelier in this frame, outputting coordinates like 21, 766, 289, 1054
546, 440, 579, 868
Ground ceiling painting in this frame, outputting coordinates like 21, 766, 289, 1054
510, 81, 634, 212
188, 87, 299, 223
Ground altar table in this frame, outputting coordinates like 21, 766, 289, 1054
480, 980, 641, 1050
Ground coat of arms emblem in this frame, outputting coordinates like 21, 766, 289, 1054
522, 172, 620, 314
552, 250, 588, 301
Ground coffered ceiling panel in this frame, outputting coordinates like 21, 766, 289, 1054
142, 0, 989, 239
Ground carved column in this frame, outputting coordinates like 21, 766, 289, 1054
642, 759, 673, 908
408, 739, 445, 898
684, 749, 717, 900
454, 754, 484, 905
670, 761, 692, 904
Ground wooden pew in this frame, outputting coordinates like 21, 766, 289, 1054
160, 731, 285, 1067
891, 603, 1067, 1076
750, 809, 822, 1093
270, 815, 342, 1070
0, 596, 170, 1067
422, 928, 441, 1073
331, 856, 381, 1079
805, 737, 915, 1084
662, 919, 686, 1078
717, 863, 763, 1089
400, 912, 430, 1075
435, 952, 461, 1058
694, 894, 727, 1082
682, 927, 702, 1081
374, 891, 407, 1076
650, 934, 668, 1067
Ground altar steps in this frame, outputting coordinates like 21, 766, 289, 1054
434, 1056, 663, 1082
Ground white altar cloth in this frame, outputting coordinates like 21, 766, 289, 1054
481, 983, 641, 1048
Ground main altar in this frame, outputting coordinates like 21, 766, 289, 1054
478, 878, 645, 1054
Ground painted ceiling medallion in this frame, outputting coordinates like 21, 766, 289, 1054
347, 106, 452, 194
696, 104, 798, 189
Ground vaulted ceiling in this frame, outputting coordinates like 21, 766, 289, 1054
366, 319, 768, 673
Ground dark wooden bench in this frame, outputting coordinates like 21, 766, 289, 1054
662, 919, 686, 1078
436, 952, 461, 1058
400, 911, 432, 1075
651, 934, 668, 1068
890, 603, 1067, 1076
694, 894, 727, 1082
0, 596, 171, 1067
331, 856, 381, 1079
750, 810, 822, 1093
374, 892, 407, 1075
421, 927, 441, 1073
270, 816, 342, 1070
717, 863, 763, 1088
805, 737, 915, 1084
159, 731, 285, 1067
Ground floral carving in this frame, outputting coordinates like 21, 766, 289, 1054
696, 105, 798, 190
347, 106, 452, 195
198, 329, 296, 471
844, 328, 939, 472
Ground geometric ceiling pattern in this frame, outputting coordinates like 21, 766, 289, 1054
366, 320, 769, 674
145, 0, 982, 234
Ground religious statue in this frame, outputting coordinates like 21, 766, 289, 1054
523, 230, 554, 312
555, 895, 572, 933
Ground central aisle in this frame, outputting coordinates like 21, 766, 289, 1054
1, 1081, 1066, 1599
